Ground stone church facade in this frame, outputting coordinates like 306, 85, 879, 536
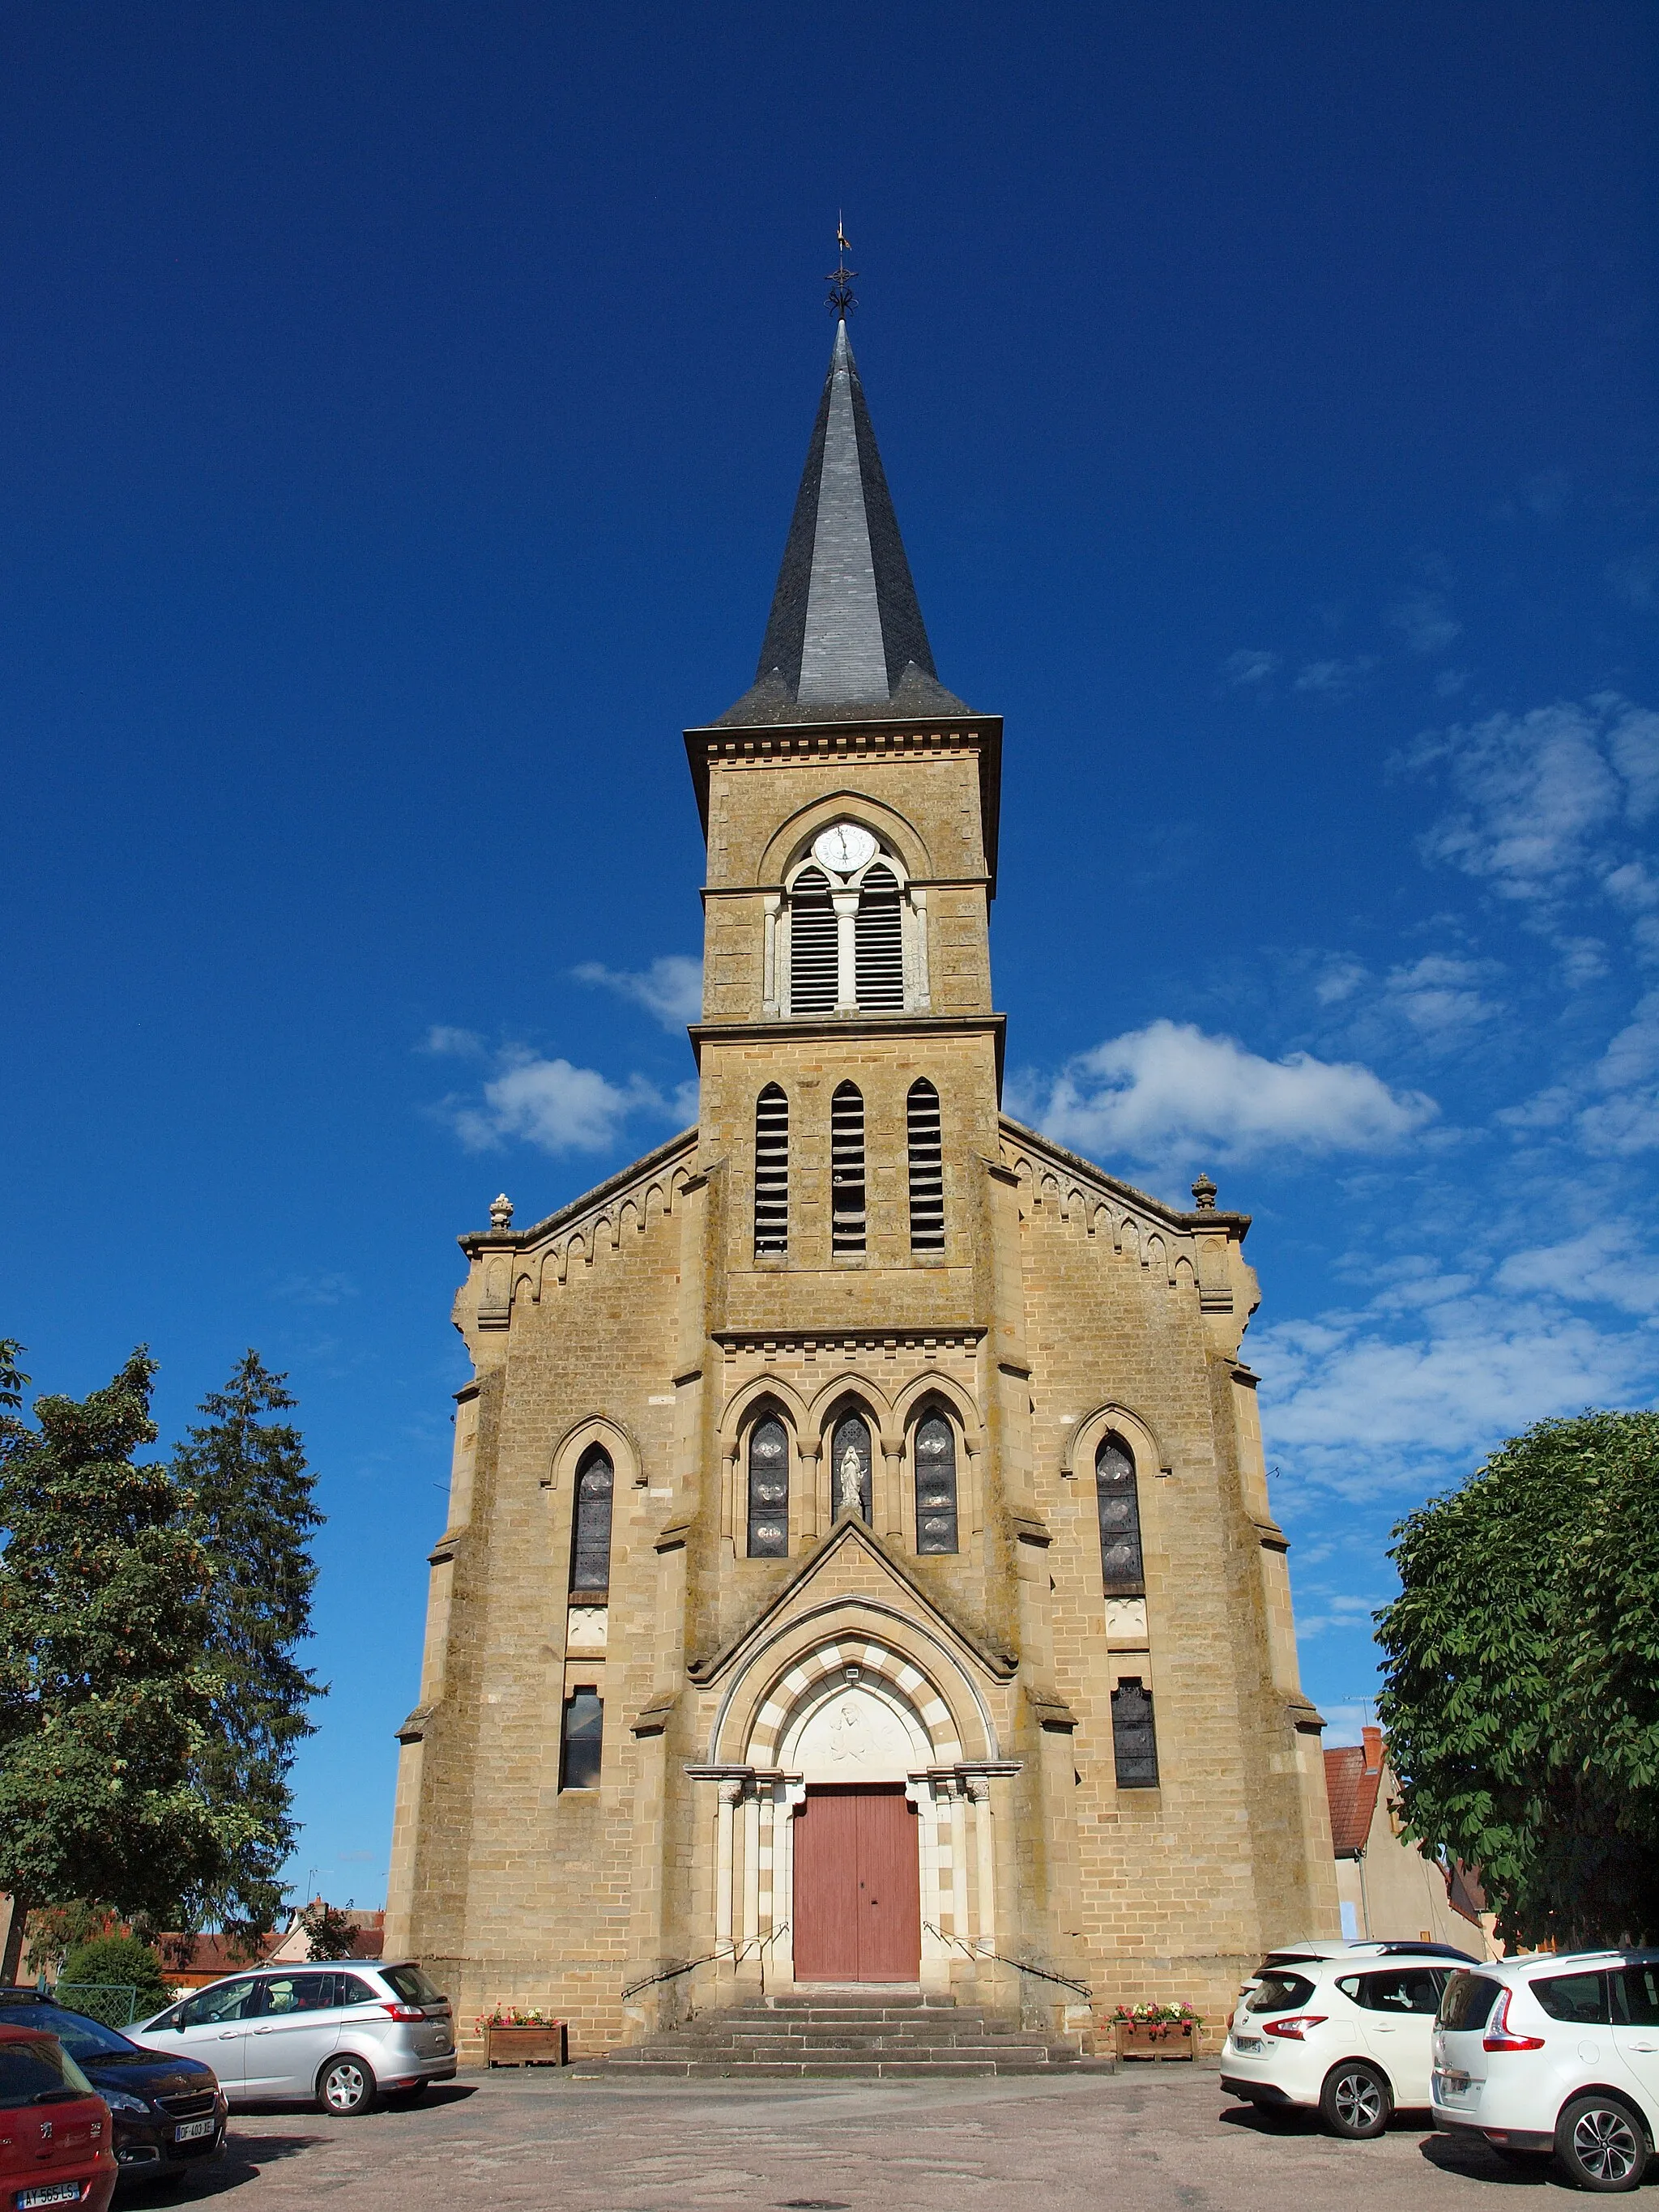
383, 319, 1339, 2060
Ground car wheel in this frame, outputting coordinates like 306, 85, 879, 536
1320, 2059, 1392, 2139
318, 2054, 378, 2117
1555, 2095, 1648, 2193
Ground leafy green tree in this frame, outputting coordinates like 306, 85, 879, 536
1376, 1410, 1659, 1948
296, 1898, 358, 1961
23, 1902, 117, 1982
58, 1933, 168, 2023
172, 1353, 323, 1939
0, 1352, 247, 1980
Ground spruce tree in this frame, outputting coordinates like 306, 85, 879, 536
0, 1351, 237, 1979
173, 1353, 323, 1938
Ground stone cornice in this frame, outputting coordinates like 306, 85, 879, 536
458, 1125, 699, 1255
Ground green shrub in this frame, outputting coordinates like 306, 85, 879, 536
57, 1934, 168, 2024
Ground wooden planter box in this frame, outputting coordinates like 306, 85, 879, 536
1113, 2019, 1201, 2061
484, 2022, 567, 2068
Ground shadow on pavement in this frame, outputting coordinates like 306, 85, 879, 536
1419, 2135, 1560, 2189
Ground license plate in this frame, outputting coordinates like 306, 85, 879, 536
174, 2117, 215, 2142
1232, 2035, 1265, 2053
19, 2187, 83, 2208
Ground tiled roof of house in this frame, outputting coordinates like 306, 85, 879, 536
1324, 1726, 1385, 1856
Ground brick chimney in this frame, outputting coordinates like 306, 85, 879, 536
1362, 1724, 1384, 1774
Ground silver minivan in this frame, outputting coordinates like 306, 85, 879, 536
134, 1961, 455, 2115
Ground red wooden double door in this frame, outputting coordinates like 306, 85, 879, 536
791, 1784, 921, 1982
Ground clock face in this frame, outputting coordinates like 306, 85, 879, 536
812, 821, 879, 875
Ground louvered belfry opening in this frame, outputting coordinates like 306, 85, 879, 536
830, 1081, 866, 1254
753, 1084, 789, 1257
906, 1079, 945, 1251
746, 1412, 789, 1558
787, 867, 837, 1013
855, 863, 904, 1010
569, 1447, 614, 1599
1096, 1434, 1145, 1596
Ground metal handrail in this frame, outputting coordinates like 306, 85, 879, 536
620, 1923, 791, 2005
923, 1923, 1092, 2000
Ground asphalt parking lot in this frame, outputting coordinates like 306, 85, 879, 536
128, 2059, 1596, 2210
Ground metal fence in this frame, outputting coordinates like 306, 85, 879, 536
52, 1982, 143, 2028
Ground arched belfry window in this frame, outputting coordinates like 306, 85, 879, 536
746, 1412, 790, 1557
830, 1409, 873, 1524
913, 1407, 958, 1554
855, 863, 904, 1009
787, 867, 837, 1013
907, 1080, 945, 1251
830, 1082, 866, 1255
1096, 1434, 1144, 1596
569, 1446, 614, 1598
754, 1085, 789, 1257
778, 829, 923, 1017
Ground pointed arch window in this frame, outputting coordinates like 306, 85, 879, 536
830, 1409, 873, 1524
787, 867, 837, 1014
746, 1413, 790, 1558
855, 863, 904, 1010
1096, 1434, 1144, 1597
569, 1446, 614, 1598
560, 1686, 603, 1791
913, 1408, 958, 1554
830, 1081, 866, 1254
754, 1085, 789, 1257
906, 1080, 945, 1251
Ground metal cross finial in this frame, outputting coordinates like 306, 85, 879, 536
825, 214, 857, 317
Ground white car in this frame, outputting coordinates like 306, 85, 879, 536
134, 1960, 457, 2116
1222, 1949, 1463, 2135
1433, 1951, 1659, 2191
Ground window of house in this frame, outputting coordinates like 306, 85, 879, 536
1096, 1434, 1145, 1596
913, 1409, 958, 1554
559, 1687, 603, 1791
906, 1080, 945, 1251
754, 1084, 789, 1257
855, 863, 905, 1009
787, 867, 837, 1013
746, 1413, 789, 1558
831, 1082, 866, 1254
1111, 1678, 1159, 1788
830, 1409, 873, 1523
569, 1447, 614, 1597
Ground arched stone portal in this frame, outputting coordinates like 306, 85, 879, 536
690, 1615, 1017, 1993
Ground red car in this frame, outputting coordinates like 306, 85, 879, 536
0, 2024, 116, 2211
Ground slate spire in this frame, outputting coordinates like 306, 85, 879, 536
717, 318, 969, 726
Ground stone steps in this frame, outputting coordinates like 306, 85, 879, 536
578, 1989, 1111, 2080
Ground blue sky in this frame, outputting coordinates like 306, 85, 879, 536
2, 2, 1656, 1906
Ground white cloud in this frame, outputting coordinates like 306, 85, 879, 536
1412, 696, 1659, 936
433, 1042, 693, 1157
1388, 590, 1461, 655
1027, 1020, 1436, 1170
1253, 1291, 1657, 1501
1495, 1220, 1659, 1317
1607, 547, 1659, 609
1222, 649, 1279, 688
1294, 656, 1377, 700
421, 1025, 487, 1058
1380, 954, 1504, 1041
1313, 958, 1369, 1006
573, 955, 703, 1031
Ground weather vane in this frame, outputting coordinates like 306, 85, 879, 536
825, 215, 857, 316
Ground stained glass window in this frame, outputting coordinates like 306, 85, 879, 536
560, 1687, 603, 1791
914, 1410, 958, 1554
1111, 1678, 1158, 1788
1095, 1434, 1144, 1596
747, 1413, 789, 1558
569, 1447, 614, 1597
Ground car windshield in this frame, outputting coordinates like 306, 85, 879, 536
0, 2037, 97, 2109
381, 1966, 442, 2006
1244, 1972, 1316, 2016
0, 2005, 141, 2061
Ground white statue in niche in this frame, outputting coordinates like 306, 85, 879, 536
791, 1684, 915, 1781
837, 1446, 864, 1514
